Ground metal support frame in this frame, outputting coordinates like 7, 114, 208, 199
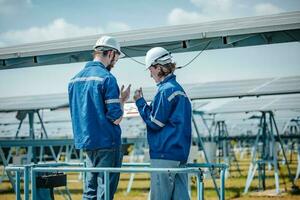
215, 121, 242, 177
19, 110, 58, 162
192, 114, 221, 198
36, 111, 58, 161
0, 119, 24, 183
290, 119, 300, 180
0, 147, 15, 191
28, 112, 36, 164
0, 109, 61, 186
0, 138, 74, 191
244, 111, 298, 194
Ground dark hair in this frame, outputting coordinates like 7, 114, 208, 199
93, 50, 110, 58
154, 62, 176, 77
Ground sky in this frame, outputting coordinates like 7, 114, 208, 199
0, 0, 299, 98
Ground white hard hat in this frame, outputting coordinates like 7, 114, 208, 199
145, 47, 172, 69
94, 36, 125, 58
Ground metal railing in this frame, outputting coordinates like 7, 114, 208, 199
6, 162, 227, 200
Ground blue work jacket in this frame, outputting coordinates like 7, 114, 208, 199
68, 61, 123, 150
135, 74, 192, 162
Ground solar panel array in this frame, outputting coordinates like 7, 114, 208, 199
251, 76, 300, 95
0, 75, 299, 138
141, 76, 300, 101
0, 76, 299, 112
210, 94, 300, 114
187, 78, 272, 99
0, 93, 68, 112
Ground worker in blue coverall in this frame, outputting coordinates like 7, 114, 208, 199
133, 47, 192, 200
68, 36, 131, 200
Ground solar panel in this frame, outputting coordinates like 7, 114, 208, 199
141, 76, 300, 101
1, 11, 299, 69
214, 113, 255, 122
38, 109, 71, 122
210, 97, 275, 113
0, 112, 18, 124
210, 94, 300, 114
266, 95, 300, 110
187, 78, 273, 100
1, 75, 299, 112
249, 76, 300, 95
0, 93, 68, 112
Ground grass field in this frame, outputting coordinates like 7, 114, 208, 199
1, 152, 300, 200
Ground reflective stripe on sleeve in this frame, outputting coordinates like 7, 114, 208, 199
167, 91, 187, 102
70, 76, 104, 83
150, 115, 165, 127
105, 99, 121, 104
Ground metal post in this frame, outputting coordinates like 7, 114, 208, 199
24, 165, 30, 200
271, 112, 299, 190
66, 145, 69, 162
83, 161, 87, 185
196, 171, 204, 200
15, 171, 21, 200
220, 168, 226, 200
28, 112, 37, 164
261, 112, 267, 191
39, 146, 44, 162
78, 149, 84, 180
31, 167, 36, 200
104, 171, 110, 200
258, 162, 262, 190
57, 145, 64, 161
244, 114, 263, 193
188, 174, 192, 198
217, 122, 221, 164
269, 113, 280, 193
126, 173, 135, 194
15, 119, 24, 139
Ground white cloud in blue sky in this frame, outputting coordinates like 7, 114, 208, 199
0, 0, 32, 15
191, 0, 233, 12
0, 18, 130, 46
168, 0, 286, 25
254, 3, 284, 15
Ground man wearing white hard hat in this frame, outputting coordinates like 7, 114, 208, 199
134, 47, 192, 200
68, 35, 130, 200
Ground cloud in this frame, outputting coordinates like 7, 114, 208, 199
168, 0, 234, 25
191, 0, 233, 13
254, 3, 284, 16
0, 18, 130, 47
106, 22, 131, 33
0, 0, 32, 15
167, 1, 285, 25
168, 8, 210, 25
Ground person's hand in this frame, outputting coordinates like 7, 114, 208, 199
133, 87, 143, 101
120, 84, 131, 103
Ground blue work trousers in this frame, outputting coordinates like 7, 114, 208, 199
150, 159, 190, 200
83, 147, 123, 200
